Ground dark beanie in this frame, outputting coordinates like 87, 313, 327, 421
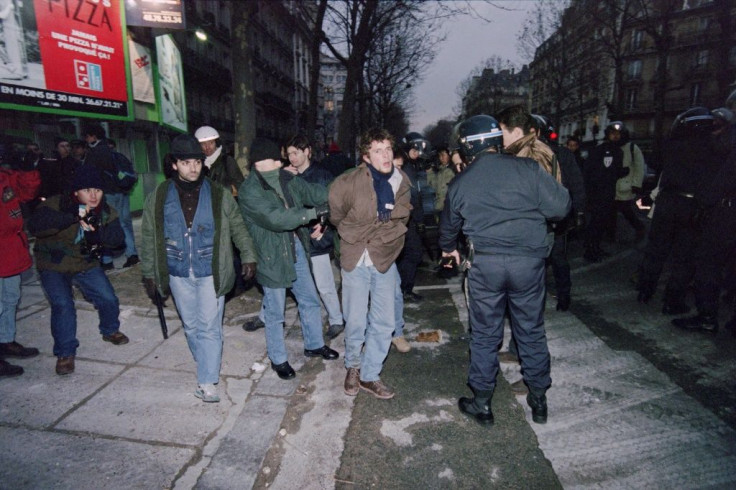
72, 165, 106, 191
170, 134, 204, 160
249, 137, 281, 164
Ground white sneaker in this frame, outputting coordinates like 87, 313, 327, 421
195, 383, 220, 403
391, 336, 411, 353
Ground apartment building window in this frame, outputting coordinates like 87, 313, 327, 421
626, 88, 638, 110
698, 16, 711, 31
630, 30, 643, 50
690, 83, 702, 105
694, 50, 708, 68
627, 60, 642, 80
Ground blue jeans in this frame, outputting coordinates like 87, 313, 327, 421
311, 253, 344, 326
342, 262, 397, 382
104, 193, 137, 261
262, 240, 325, 365
39, 267, 121, 357
0, 274, 21, 343
393, 268, 405, 337
169, 273, 225, 385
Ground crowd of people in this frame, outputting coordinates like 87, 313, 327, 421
1, 99, 734, 428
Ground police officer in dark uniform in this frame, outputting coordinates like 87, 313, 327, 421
637, 108, 719, 313
583, 121, 629, 262
672, 107, 736, 333
396, 132, 428, 302
439, 115, 570, 426
533, 115, 586, 311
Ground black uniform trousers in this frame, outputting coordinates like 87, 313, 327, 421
548, 233, 571, 299
397, 221, 423, 293
638, 193, 700, 305
467, 253, 550, 393
693, 204, 736, 316
586, 198, 615, 251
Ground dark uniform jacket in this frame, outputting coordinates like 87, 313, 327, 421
439, 151, 570, 258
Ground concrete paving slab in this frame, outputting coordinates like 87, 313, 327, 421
0, 426, 195, 490
221, 324, 268, 377
0, 357, 125, 428
195, 395, 290, 489
56, 367, 231, 446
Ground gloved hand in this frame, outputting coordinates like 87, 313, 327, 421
315, 203, 330, 225
575, 212, 586, 229
143, 277, 157, 301
241, 262, 257, 282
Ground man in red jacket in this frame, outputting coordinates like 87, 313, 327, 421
0, 146, 41, 376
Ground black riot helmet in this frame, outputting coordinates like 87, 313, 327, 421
531, 114, 558, 145
402, 132, 432, 160
456, 115, 503, 162
448, 122, 462, 153
604, 120, 625, 137
670, 107, 714, 138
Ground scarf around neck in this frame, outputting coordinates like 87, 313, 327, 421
368, 164, 395, 223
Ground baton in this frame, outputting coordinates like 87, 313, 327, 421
154, 290, 169, 339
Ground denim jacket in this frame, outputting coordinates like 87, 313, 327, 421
163, 180, 214, 278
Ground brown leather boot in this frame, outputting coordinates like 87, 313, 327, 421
56, 356, 75, 375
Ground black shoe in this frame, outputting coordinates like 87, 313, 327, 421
402, 290, 423, 302
0, 341, 39, 359
325, 323, 345, 340
672, 314, 718, 334
0, 359, 23, 377
556, 295, 570, 311
122, 255, 140, 268
527, 392, 548, 424
271, 361, 295, 380
101, 262, 115, 271
662, 303, 690, 315
458, 396, 494, 426
304, 345, 339, 360
637, 291, 652, 304
242, 317, 265, 332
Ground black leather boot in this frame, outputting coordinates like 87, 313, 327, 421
671, 314, 718, 334
527, 389, 548, 424
458, 388, 494, 426
556, 294, 570, 311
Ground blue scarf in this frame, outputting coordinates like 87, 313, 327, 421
368, 164, 395, 223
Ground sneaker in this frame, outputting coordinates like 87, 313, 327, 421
326, 323, 345, 340
510, 379, 528, 395
101, 262, 115, 271
55, 356, 75, 375
122, 255, 140, 268
391, 336, 411, 353
242, 317, 265, 332
194, 383, 220, 403
498, 351, 519, 364
0, 341, 39, 359
359, 379, 395, 399
102, 331, 129, 345
344, 368, 360, 396
0, 359, 23, 377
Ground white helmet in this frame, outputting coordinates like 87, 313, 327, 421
194, 125, 219, 142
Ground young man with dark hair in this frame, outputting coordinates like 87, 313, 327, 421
239, 137, 338, 381
140, 134, 257, 403
328, 128, 412, 399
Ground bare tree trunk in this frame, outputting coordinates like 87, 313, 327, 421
306, 0, 328, 143
231, 2, 259, 176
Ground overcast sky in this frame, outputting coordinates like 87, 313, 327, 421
410, 1, 535, 132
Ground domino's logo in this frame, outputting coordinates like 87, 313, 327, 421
74, 60, 103, 92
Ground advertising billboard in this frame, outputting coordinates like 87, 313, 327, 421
155, 33, 186, 132
0, 0, 132, 120
125, 0, 184, 29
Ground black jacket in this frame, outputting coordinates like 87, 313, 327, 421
297, 164, 337, 257
584, 141, 626, 203
439, 151, 570, 258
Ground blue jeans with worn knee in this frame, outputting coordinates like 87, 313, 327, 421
342, 262, 397, 382
104, 193, 137, 261
0, 274, 22, 343
263, 240, 325, 365
40, 267, 121, 357
169, 273, 225, 385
